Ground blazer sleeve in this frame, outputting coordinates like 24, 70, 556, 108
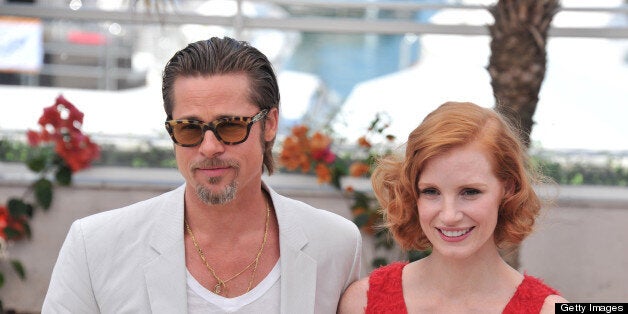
42, 220, 99, 313
344, 226, 363, 291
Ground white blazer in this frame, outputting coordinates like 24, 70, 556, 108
42, 183, 362, 313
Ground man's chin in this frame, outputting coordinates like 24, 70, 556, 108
195, 182, 237, 205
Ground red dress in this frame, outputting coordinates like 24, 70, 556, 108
365, 262, 560, 314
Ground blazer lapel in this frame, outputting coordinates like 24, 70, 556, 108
143, 185, 188, 313
266, 184, 318, 314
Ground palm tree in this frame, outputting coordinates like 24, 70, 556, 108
487, 0, 560, 269
488, 0, 560, 147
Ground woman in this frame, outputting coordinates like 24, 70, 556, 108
339, 102, 567, 313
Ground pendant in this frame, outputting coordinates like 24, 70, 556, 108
214, 282, 223, 295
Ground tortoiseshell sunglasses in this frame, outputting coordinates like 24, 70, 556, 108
165, 109, 269, 147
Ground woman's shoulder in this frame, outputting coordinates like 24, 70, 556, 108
540, 294, 569, 314
338, 277, 369, 314
338, 262, 409, 314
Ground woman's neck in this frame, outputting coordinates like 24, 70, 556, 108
410, 243, 519, 296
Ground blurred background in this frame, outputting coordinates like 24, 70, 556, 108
1, 0, 627, 311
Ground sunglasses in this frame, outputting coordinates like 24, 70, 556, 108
165, 109, 269, 146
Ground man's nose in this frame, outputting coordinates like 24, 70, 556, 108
197, 129, 225, 157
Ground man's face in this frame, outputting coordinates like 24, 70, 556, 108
170, 73, 277, 205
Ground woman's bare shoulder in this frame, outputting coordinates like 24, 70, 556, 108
540, 294, 569, 314
338, 277, 370, 314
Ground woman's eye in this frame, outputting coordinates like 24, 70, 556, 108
420, 188, 439, 195
462, 189, 481, 196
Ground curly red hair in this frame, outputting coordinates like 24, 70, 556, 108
371, 101, 543, 251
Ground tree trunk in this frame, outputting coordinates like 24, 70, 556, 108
487, 0, 559, 269
488, 0, 559, 147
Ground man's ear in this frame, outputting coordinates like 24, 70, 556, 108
264, 107, 279, 141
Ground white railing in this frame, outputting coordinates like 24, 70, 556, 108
1, 1, 627, 38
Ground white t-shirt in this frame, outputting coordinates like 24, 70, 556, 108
187, 261, 281, 313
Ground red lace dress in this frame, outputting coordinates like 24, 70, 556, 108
365, 262, 560, 314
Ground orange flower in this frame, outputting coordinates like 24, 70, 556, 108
364, 215, 377, 235
349, 161, 370, 177
357, 136, 372, 149
299, 155, 311, 173
315, 163, 332, 184
310, 132, 332, 152
291, 125, 309, 138
351, 206, 365, 215
279, 137, 305, 171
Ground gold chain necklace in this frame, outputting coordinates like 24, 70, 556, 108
185, 202, 270, 296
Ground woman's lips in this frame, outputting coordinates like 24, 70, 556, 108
437, 227, 475, 242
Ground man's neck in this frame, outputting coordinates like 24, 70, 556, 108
183, 183, 270, 240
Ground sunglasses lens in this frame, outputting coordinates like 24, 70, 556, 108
172, 123, 203, 145
216, 120, 249, 143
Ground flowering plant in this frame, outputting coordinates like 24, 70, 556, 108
279, 125, 340, 185
0, 95, 99, 306
278, 114, 398, 266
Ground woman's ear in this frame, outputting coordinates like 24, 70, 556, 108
503, 178, 516, 198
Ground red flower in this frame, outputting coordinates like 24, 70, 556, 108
55, 136, 100, 172
38, 104, 61, 128
0, 205, 27, 241
26, 130, 41, 146
310, 132, 335, 164
29, 95, 100, 172
0, 206, 8, 238
311, 148, 336, 164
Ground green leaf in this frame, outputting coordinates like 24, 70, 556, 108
11, 260, 26, 280
55, 164, 73, 186
375, 237, 394, 250
351, 192, 370, 209
22, 221, 32, 239
353, 213, 370, 228
408, 249, 431, 262
371, 257, 388, 268
7, 198, 29, 218
3, 226, 23, 240
34, 178, 54, 209
26, 153, 48, 172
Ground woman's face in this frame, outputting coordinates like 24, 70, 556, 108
416, 142, 507, 259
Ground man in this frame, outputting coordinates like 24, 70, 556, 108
43, 37, 362, 313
